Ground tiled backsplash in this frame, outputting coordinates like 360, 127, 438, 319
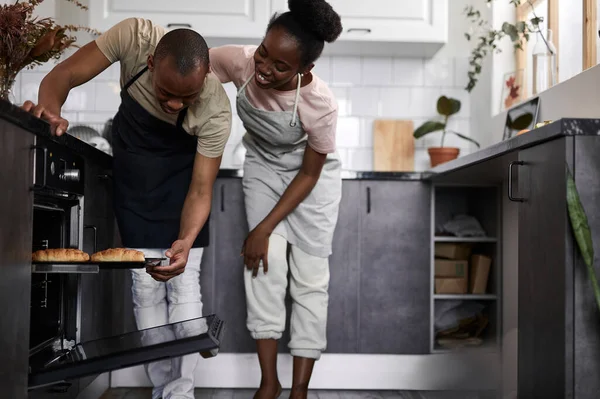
14, 54, 474, 171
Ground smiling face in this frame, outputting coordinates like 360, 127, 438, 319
253, 25, 313, 91
147, 54, 208, 114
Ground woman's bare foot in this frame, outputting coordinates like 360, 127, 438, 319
253, 381, 282, 399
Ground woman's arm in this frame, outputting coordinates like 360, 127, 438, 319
242, 144, 327, 276
209, 45, 254, 84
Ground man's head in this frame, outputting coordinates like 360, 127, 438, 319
147, 29, 209, 114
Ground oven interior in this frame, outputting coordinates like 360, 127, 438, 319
29, 197, 81, 377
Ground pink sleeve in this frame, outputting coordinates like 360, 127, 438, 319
305, 108, 338, 154
209, 45, 255, 86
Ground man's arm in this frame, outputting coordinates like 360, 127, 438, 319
147, 152, 222, 281
22, 41, 112, 135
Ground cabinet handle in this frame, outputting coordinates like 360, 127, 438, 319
347, 28, 372, 34
508, 160, 525, 202
366, 187, 371, 214
84, 225, 97, 253
220, 184, 225, 212
30, 145, 48, 190
167, 23, 192, 28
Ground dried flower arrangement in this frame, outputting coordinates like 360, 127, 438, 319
0, 0, 100, 101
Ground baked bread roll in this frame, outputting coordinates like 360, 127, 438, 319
32, 248, 90, 262
91, 248, 145, 262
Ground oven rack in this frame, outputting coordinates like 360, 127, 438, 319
31, 258, 165, 274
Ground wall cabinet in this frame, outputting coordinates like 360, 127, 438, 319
88, 0, 271, 39
87, 0, 447, 57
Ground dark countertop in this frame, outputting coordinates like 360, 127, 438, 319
0, 99, 113, 169
429, 118, 600, 177
3, 99, 598, 181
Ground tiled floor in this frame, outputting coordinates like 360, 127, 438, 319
101, 388, 495, 399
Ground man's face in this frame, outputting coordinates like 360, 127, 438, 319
148, 54, 207, 114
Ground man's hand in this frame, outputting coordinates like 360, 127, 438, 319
146, 240, 191, 282
21, 100, 69, 136
241, 225, 271, 279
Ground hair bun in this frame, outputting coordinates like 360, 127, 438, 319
287, 0, 343, 43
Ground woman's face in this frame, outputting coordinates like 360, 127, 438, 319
253, 26, 311, 90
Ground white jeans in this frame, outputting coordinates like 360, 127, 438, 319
130, 248, 203, 399
244, 234, 330, 360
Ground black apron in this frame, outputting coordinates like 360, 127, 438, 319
111, 66, 209, 249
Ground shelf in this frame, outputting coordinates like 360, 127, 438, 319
434, 236, 497, 243
431, 345, 499, 354
434, 294, 497, 300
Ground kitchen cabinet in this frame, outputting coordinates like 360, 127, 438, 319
271, 0, 448, 57
516, 139, 570, 398
211, 178, 255, 353
358, 181, 431, 354
0, 119, 35, 399
88, 0, 271, 39
86, 0, 447, 57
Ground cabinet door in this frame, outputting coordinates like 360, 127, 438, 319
326, 181, 361, 353
358, 181, 431, 354
89, 0, 271, 39
212, 178, 254, 352
517, 140, 571, 398
271, 0, 447, 43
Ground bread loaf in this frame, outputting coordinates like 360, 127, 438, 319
32, 248, 90, 262
91, 248, 145, 262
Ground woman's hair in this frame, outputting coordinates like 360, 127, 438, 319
267, 0, 343, 68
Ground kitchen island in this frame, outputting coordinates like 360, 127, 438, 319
3, 97, 600, 398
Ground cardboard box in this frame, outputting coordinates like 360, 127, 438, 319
435, 277, 468, 294
469, 254, 492, 294
435, 243, 473, 260
435, 259, 468, 278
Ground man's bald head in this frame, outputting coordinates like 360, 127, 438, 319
154, 28, 209, 75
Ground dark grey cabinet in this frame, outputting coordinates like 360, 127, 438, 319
326, 181, 361, 353
0, 120, 34, 399
212, 178, 254, 352
516, 139, 571, 398
206, 178, 432, 355
357, 181, 431, 354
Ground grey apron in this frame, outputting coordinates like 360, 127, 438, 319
236, 75, 342, 257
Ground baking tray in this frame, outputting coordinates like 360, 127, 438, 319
32, 258, 166, 273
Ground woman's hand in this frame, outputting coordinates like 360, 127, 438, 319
241, 225, 271, 278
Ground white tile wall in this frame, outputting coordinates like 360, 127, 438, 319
14, 55, 476, 171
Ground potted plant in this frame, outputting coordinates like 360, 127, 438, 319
0, 0, 99, 102
414, 95, 480, 167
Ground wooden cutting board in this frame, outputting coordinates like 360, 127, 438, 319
372, 119, 415, 171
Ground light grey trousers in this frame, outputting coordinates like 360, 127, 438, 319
130, 248, 203, 399
244, 233, 330, 360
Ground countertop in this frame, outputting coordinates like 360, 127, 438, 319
2, 99, 599, 181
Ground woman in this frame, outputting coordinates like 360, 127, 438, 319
209, 0, 343, 397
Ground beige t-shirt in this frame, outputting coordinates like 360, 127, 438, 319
95, 17, 232, 157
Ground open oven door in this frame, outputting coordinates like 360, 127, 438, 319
28, 314, 224, 390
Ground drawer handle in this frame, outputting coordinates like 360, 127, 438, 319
167, 23, 192, 28
366, 187, 371, 214
220, 184, 225, 212
508, 160, 525, 202
347, 28, 372, 34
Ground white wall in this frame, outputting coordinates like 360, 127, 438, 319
13, 0, 488, 171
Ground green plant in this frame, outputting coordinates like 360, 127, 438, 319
463, 0, 553, 92
566, 165, 600, 313
413, 96, 480, 148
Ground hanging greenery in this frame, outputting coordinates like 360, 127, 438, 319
463, 0, 551, 92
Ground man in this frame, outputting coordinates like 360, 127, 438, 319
22, 18, 231, 399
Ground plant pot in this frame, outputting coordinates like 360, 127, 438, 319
428, 147, 460, 167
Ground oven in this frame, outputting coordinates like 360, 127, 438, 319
27, 135, 225, 393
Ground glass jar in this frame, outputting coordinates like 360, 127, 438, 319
532, 29, 558, 95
